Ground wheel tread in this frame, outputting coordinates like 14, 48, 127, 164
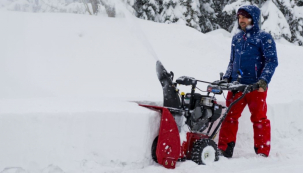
191, 139, 219, 165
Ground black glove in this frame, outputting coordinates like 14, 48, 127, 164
257, 79, 267, 91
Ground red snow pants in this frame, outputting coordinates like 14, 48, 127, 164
218, 89, 271, 156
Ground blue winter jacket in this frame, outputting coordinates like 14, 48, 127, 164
223, 5, 278, 84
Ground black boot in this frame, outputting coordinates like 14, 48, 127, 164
254, 147, 268, 157
219, 142, 235, 158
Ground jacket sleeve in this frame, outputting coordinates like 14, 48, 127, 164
259, 33, 278, 84
223, 38, 235, 81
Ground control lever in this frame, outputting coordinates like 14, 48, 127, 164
220, 72, 223, 80
170, 71, 174, 81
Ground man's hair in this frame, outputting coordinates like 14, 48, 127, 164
237, 9, 252, 19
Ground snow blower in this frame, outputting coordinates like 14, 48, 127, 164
139, 61, 259, 169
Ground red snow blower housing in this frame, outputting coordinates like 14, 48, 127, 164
139, 61, 259, 169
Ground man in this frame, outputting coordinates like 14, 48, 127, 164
218, 5, 278, 158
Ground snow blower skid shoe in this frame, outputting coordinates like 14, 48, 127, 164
139, 61, 260, 169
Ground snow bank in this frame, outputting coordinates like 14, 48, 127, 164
206, 28, 232, 38
1, 10, 303, 173
0, 98, 161, 172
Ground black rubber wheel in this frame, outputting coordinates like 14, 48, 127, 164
191, 139, 219, 165
151, 136, 158, 163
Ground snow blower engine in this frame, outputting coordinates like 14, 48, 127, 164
139, 61, 259, 169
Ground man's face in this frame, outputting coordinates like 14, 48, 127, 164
238, 15, 252, 30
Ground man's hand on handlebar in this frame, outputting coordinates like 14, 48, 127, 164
257, 79, 267, 92
258, 88, 265, 92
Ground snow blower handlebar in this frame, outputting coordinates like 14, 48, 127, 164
208, 82, 260, 93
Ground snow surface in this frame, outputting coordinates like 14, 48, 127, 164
1, 9, 303, 173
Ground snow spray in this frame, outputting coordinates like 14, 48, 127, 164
118, 0, 160, 61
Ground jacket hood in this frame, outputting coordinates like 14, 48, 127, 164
237, 5, 261, 32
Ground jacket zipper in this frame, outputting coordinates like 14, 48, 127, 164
243, 33, 247, 50
239, 32, 246, 76
255, 63, 258, 80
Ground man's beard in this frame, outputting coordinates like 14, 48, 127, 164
240, 23, 246, 26
240, 23, 247, 30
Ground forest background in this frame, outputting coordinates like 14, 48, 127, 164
1, 0, 302, 46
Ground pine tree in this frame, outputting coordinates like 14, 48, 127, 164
161, 0, 180, 23
133, 0, 161, 22
297, 0, 303, 6
198, 0, 217, 33
100, 0, 116, 17
180, 0, 201, 31
212, 0, 234, 32
261, 0, 291, 39
273, 0, 303, 45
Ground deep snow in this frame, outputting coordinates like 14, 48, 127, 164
0, 10, 303, 173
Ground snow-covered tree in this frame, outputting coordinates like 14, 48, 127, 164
39, 0, 82, 13
198, 0, 217, 32
100, 0, 116, 17
2, 0, 44, 12
180, 0, 201, 31
1, 0, 302, 46
2, 0, 87, 14
161, 0, 181, 23
296, 0, 303, 6
212, 0, 234, 31
223, 0, 251, 14
273, 0, 303, 45
133, 0, 161, 21
261, 0, 291, 39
